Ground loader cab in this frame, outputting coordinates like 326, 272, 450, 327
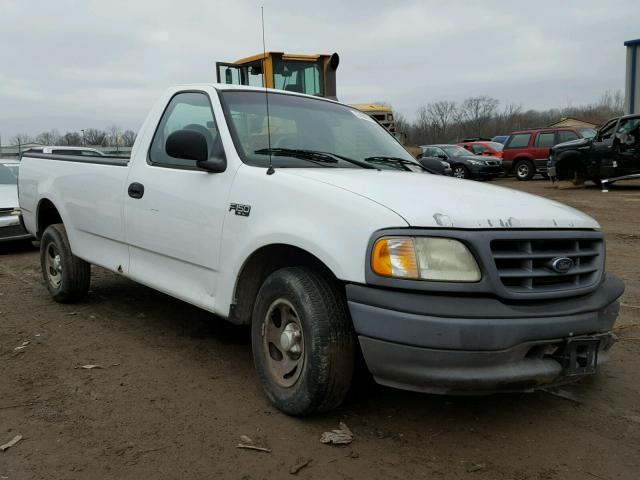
216, 52, 339, 100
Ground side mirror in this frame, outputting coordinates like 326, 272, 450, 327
166, 129, 226, 173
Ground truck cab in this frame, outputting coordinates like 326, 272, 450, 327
216, 51, 339, 99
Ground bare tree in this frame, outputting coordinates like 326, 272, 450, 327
459, 96, 499, 138
61, 132, 82, 146
11, 133, 33, 146
35, 129, 61, 145
121, 130, 137, 147
427, 100, 458, 142
83, 128, 107, 146
106, 125, 122, 148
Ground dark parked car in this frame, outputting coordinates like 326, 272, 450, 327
502, 126, 595, 181
420, 145, 503, 180
548, 114, 640, 185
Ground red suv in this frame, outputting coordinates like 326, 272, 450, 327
502, 127, 595, 180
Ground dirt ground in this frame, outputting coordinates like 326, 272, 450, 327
1, 177, 639, 480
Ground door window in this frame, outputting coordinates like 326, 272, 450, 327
506, 133, 531, 149
557, 130, 579, 144
534, 132, 555, 148
615, 117, 640, 146
149, 92, 222, 168
596, 120, 618, 142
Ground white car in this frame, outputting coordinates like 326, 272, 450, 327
18, 84, 624, 415
0, 161, 32, 242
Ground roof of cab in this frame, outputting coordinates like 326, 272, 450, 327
170, 83, 343, 104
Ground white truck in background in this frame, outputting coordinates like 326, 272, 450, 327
19, 84, 624, 415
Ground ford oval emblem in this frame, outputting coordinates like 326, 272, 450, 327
551, 257, 574, 273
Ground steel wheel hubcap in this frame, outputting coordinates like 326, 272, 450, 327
45, 244, 63, 288
263, 299, 304, 388
518, 164, 529, 177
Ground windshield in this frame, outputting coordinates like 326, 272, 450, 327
0, 164, 18, 185
220, 90, 419, 170
442, 145, 471, 157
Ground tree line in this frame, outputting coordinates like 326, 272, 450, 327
394, 90, 625, 145
9, 126, 137, 148
6, 89, 625, 149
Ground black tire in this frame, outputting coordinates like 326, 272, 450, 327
251, 266, 355, 416
452, 165, 470, 179
514, 159, 535, 181
40, 224, 90, 303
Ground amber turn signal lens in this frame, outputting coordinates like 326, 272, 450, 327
371, 237, 419, 279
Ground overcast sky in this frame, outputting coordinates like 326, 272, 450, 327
1, 0, 638, 141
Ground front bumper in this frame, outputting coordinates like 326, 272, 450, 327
468, 164, 504, 178
347, 274, 624, 394
0, 214, 32, 242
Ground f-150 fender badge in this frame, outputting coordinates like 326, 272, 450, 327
229, 203, 251, 217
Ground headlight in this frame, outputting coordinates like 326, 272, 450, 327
466, 159, 483, 166
371, 236, 481, 282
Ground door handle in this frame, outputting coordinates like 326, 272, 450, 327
128, 182, 145, 199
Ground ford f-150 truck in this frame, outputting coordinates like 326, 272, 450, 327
19, 84, 625, 416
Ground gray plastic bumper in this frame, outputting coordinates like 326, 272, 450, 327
347, 274, 624, 394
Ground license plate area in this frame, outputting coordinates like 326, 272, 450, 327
554, 337, 600, 376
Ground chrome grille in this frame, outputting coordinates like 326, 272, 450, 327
490, 237, 604, 294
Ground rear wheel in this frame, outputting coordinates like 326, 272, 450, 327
452, 165, 470, 179
251, 267, 355, 416
514, 159, 535, 181
40, 224, 90, 303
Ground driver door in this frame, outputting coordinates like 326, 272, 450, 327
591, 119, 619, 176
124, 90, 235, 312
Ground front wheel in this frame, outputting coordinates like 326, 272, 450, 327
251, 267, 355, 416
514, 160, 535, 181
40, 224, 91, 303
452, 165, 470, 179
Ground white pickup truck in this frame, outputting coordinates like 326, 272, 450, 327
19, 84, 624, 415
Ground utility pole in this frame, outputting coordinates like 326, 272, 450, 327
81, 129, 86, 146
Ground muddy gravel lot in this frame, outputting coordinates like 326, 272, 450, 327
1, 178, 639, 480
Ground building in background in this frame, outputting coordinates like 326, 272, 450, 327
548, 117, 598, 129
624, 38, 640, 114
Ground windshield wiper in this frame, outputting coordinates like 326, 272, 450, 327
255, 148, 378, 170
364, 156, 423, 171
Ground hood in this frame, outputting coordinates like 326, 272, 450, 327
0, 184, 19, 209
552, 137, 590, 153
284, 169, 599, 229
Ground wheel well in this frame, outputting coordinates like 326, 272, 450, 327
555, 154, 586, 180
37, 199, 62, 239
229, 244, 338, 325
513, 157, 533, 164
